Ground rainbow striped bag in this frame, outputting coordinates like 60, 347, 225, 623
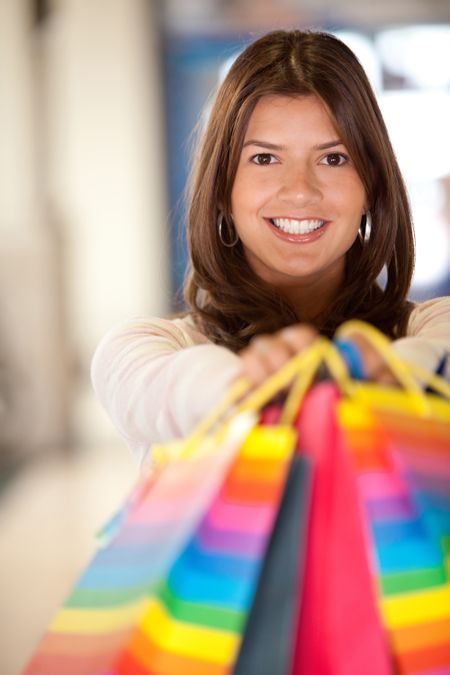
24, 368, 313, 675
341, 382, 450, 674
338, 323, 450, 675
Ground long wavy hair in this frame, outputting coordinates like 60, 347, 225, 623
183, 29, 415, 351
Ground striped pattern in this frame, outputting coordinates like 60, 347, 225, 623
24, 424, 296, 674
24, 381, 450, 674
339, 394, 450, 675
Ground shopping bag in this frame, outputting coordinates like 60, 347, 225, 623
292, 382, 394, 675
340, 389, 450, 674
232, 454, 311, 675
292, 322, 450, 675
24, 369, 312, 675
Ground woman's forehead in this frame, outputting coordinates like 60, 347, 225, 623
243, 94, 340, 142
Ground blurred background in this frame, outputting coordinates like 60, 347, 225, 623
0, 0, 449, 673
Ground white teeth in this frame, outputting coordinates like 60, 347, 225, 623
272, 218, 325, 234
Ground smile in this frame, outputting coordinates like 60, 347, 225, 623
270, 218, 326, 234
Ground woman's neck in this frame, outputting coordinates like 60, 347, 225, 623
276, 271, 343, 325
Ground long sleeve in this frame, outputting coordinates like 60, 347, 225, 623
392, 297, 450, 381
91, 317, 242, 466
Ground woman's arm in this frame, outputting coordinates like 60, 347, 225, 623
92, 299, 450, 465
392, 297, 450, 381
91, 317, 241, 466
238, 297, 450, 386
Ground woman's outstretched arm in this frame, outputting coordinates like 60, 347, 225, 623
91, 317, 241, 466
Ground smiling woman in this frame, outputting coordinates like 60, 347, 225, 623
184, 30, 416, 350
91, 30, 450, 466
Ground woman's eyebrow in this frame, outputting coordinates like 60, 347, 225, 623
242, 138, 344, 150
314, 139, 343, 150
242, 139, 285, 150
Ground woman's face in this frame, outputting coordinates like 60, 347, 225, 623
230, 94, 366, 292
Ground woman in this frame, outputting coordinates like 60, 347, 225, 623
92, 30, 450, 466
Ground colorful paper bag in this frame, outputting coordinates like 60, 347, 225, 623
292, 382, 393, 675
339, 387, 450, 674
24, 415, 301, 674
233, 455, 311, 675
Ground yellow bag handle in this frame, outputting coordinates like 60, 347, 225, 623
157, 322, 450, 462
180, 376, 251, 455
336, 319, 450, 413
180, 339, 327, 458
336, 320, 423, 391
182, 336, 355, 452
402, 361, 450, 400
235, 337, 328, 418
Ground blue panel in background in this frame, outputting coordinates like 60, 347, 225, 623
162, 32, 249, 308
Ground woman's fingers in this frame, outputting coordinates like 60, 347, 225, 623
238, 326, 399, 388
343, 333, 398, 385
239, 325, 318, 385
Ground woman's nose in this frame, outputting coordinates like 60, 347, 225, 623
277, 166, 322, 203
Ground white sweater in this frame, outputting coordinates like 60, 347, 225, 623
91, 297, 450, 466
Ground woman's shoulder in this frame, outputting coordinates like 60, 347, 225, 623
407, 296, 450, 335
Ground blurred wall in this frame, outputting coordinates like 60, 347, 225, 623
0, 0, 170, 455
0, 0, 68, 454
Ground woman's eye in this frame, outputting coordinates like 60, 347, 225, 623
321, 152, 348, 166
251, 153, 276, 165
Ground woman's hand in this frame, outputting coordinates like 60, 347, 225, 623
238, 324, 398, 387
239, 325, 318, 386
340, 331, 398, 386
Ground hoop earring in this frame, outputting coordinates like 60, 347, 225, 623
359, 212, 372, 245
217, 212, 239, 248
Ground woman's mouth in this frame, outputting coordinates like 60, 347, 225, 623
269, 217, 326, 234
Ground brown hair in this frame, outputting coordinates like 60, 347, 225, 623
183, 29, 415, 351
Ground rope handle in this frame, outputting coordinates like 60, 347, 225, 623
155, 322, 450, 463
335, 320, 450, 411
180, 339, 328, 458
180, 337, 359, 455
336, 320, 422, 393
